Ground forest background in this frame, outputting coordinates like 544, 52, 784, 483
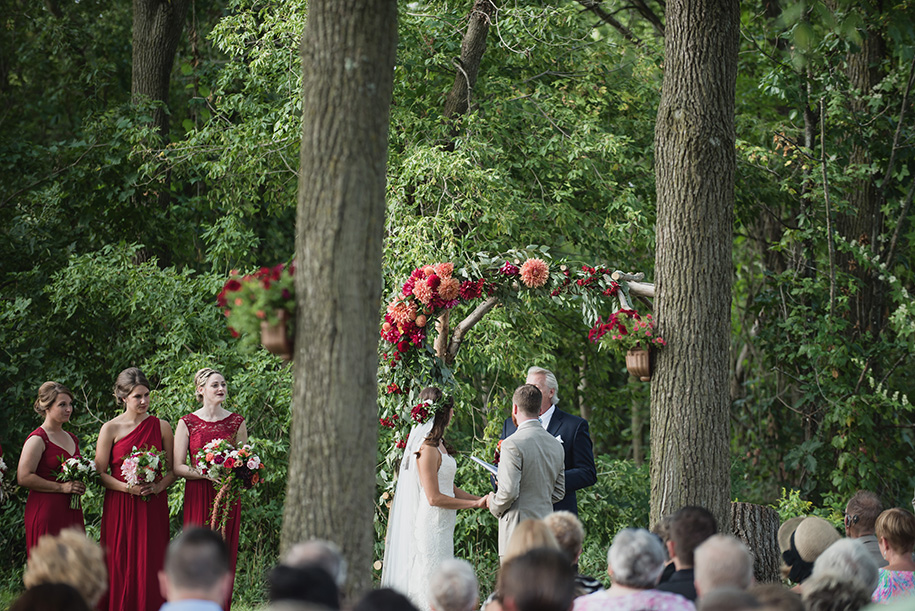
2, 0, 915, 607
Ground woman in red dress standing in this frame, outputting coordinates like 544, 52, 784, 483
174, 367, 247, 611
96, 367, 175, 611
17, 381, 86, 556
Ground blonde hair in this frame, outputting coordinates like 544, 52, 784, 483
33, 381, 73, 415
24, 529, 107, 607
543, 511, 585, 561
504, 519, 560, 563
194, 367, 222, 402
876, 508, 915, 555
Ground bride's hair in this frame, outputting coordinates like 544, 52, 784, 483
419, 386, 455, 452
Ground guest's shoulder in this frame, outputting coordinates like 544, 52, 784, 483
644, 589, 695, 610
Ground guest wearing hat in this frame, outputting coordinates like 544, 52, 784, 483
778, 516, 842, 590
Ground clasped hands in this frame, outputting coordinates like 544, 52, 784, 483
60, 480, 86, 495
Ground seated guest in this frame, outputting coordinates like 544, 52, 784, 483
501, 548, 576, 611
844, 491, 887, 569
158, 527, 232, 611
694, 535, 753, 597
10, 583, 91, 611
429, 559, 478, 611
655, 506, 717, 602
695, 587, 759, 611
747, 584, 802, 611
354, 589, 419, 611
23, 528, 106, 608
267, 564, 339, 610
778, 516, 841, 588
283, 539, 348, 590
872, 507, 915, 603
482, 520, 561, 611
544, 511, 604, 595
801, 539, 878, 611
573, 528, 694, 611
652, 515, 676, 584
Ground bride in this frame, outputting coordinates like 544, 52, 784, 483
382, 387, 488, 610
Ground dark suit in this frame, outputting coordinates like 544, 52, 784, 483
501, 407, 597, 514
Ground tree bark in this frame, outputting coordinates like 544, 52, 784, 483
443, 0, 496, 121
730, 502, 781, 584
282, 0, 397, 598
132, 0, 190, 140
649, 0, 738, 531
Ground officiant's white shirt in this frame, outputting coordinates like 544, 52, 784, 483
540, 405, 556, 431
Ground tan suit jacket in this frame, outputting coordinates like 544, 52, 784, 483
489, 418, 565, 556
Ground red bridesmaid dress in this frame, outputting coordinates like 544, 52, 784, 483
23, 427, 85, 556
181, 412, 245, 611
98, 416, 169, 611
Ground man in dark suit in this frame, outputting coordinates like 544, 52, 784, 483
500, 366, 597, 514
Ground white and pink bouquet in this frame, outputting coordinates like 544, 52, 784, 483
120, 446, 166, 501
0, 454, 8, 504
194, 439, 265, 534
57, 455, 98, 508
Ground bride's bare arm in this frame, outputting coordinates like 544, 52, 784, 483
416, 445, 486, 510
453, 486, 481, 501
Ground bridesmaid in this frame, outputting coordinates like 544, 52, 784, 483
95, 367, 175, 611
174, 367, 247, 611
17, 381, 86, 555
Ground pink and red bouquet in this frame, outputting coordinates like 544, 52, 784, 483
195, 439, 265, 534
57, 455, 99, 508
588, 309, 666, 353
120, 446, 165, 501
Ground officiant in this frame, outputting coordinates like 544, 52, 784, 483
499, 367, 597, 515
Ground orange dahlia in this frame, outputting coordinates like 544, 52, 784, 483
520, 258, 549, 288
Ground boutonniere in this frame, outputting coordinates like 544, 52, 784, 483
555, 434, 563, 444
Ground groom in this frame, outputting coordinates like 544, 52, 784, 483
489, 384, 565, 557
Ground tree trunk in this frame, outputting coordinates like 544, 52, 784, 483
282, 0, 398, 598
649, 0, 738, 531
443, 0, 496, 121
730, 502, 781, 584
132, 0, 190, 140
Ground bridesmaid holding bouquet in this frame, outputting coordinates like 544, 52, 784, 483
17, 381, 86, 555
174, 367, 247, 611
96, 367, 175, 611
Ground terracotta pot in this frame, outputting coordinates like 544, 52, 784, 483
260, 310, 293, 361
626, 347, 651, 381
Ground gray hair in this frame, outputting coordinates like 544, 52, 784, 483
527, 366, 559, 406
607, 528, 665, 589
694, 535, 754, 594
810, 538, 878, 594
429, 559, 478, 611
282, 539, 348, 589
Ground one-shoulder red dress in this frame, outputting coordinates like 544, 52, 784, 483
23, 427, 85, 556
99, 416, 169, 611
181, 412, 245, 611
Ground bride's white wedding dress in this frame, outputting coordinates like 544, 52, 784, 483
382, 420, 457, 611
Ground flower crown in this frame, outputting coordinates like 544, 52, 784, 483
409, 395, 451, 425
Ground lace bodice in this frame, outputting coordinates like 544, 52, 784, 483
182, 412, 245, 467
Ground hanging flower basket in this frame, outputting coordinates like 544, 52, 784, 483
626, 346, 651, 381
260, 309, 293, 361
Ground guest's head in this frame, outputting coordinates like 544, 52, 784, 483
353, 588, 419, 611
113, 367, 151, 409
810, 538, 878, 594
194, 367, 227, 405
33, 381, 74, 417
24, 529, 107, 607
696, 587, 759, 611
159, 527, 231, 605
526, 366, 559, 412
778, 516, 841, 584
544, 511, 585, 565
875, 507, 915, 558
748, 583, 803, 611
504, 519, 560, 563
419, 386, 455, 447
283, 539, 348, 589
801, 573, 871, 611
267, 564, 339, 609
668, 506, 717, 569
10, 583, 90, 611
512, 385, 543, 420
844, 491, 882, 537
606, 528, 666, 589
694, 534, 753, 595
429, 558, 478, 611
499, 548, 575, 611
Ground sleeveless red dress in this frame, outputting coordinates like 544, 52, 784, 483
23, 427, 85, 556
98, 416, 169, 611
182, 412, 245, 611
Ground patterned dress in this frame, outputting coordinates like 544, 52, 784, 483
872, 568, 915, 603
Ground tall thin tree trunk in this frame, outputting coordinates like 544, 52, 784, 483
649, 0, 738, 530
281, 0, 398, 598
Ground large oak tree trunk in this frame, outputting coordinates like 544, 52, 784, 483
649, 0, 738, 530
281, 0, 398, 598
